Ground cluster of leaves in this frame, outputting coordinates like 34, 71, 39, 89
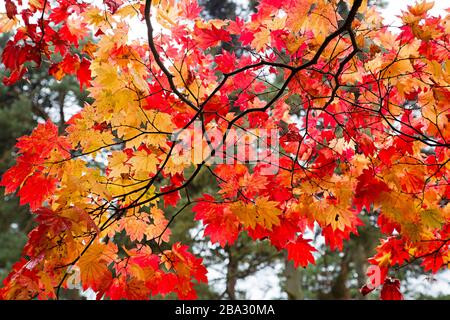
0, 0, 449, 300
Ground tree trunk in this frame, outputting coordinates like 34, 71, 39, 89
58, 91, 66, 134
283, 257, 304, 300
330, 250, 351, 299
225, 246, 238, 300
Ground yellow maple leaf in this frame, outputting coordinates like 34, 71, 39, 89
116, 4, 140, 19
156, 1, 179, 28
77, 242, 117, 290
382, 59, 414, 79
285, 0, 312, 33
376, 252, 392, 267
129, 150, 158, 180
311, 197, 354, 231
145, 207, 171, 243
0, 14, 17, 33
252, 27, 270, 52
108, 151, 130, 178
29, 0, 45, 9
83, 7, 107, 26
420, 208, 445, 230
230, 197, 282, 230
267, 15, 286, 31
408, 1, 434, 17
120, 211, 151, 242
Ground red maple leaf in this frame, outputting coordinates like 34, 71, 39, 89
104, 0, 122, 14
17, 174, 57, 210
371, 237, 410, 266
15, 120, 70, 160
380, 278, 403, 300
161, 243, 208, 299
181, 0, 202, 20
322, 224, 352, 251
354, 168, 390, 212
285, 236, 316, 268
160, 185, 181, 208
215, 51, 237, 74
269, 217, 299, 249
421, 252, 444, 273
194, 25, 231, 50
0, 157, 33, 194
1, 121, 69, 210
193, 194, 241, 247
5, 0, 18, 19
77, 57, 91, 90
35, 208, 72, 234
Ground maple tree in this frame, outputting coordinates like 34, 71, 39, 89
0, 0, 449, 300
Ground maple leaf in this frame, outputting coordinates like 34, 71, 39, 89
119, 212, 150, 242
0, 259, 41, 300
354, 168, 390, 212
237, 172, 269, 199
0, 158, 33, 194
377, 212, 400, 235
285, 0, 312, 33
129, 150, 158, 180
194, 24, 231, 50
107, 151, 130, 178
77, 57, 91, 90
380, 278, 404, 300
106, 247, 163, 299
407, 1, 434, 17
160, 185, 181, 208
106, 277, 150, 300
0, 120, 70, 210
252, 28, 270, 52
15, 120, 71, 160
421, 252, 444, 273
77, 242, 117, 293
49, 63, 66, 81
215, 51, 237, 74
253, 197, 283, 230
322, 225, 353, 252
5, 0, 18, 20
370, 237, 411, 267
35, 208, 72, 235
269, 216, 300, 249
285, 236, 316, 268
312, 194, 358, 232
230, 197, 282, 231
180, 0, 202, 20
145, 206, 172, 243
104, 0, 122, 14
193, 194, 241, 247
214, 164, 248, 198
161, 243, 208, 299
3, 67, 27, 86
419, 208, 445, 230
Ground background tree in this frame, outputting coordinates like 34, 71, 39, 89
0, 32, 87, 298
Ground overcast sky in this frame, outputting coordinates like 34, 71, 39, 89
381, 0, 450, 26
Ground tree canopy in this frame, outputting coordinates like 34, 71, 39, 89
0, 0, 449, 300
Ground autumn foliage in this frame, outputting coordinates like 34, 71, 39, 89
0, 0, 449, 300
